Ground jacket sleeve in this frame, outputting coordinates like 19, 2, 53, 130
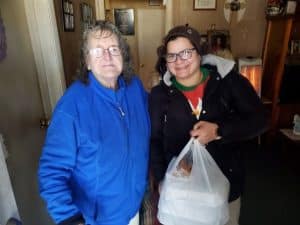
217, 71, 269, 143
38, 109, 83, 224
149, 86, 168, 183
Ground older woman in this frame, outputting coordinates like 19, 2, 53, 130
38, 20, 150, 225
149, 25, 268, 225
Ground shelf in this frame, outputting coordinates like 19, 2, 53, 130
266, 14, 295, 20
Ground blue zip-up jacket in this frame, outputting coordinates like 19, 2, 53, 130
38, 72, 150, 225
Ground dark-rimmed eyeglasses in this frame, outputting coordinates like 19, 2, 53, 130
165, 48, 196, 63
88, 46, 121, 58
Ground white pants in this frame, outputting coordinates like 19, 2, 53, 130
128, 213, 139, 225
225, 197, 241, 225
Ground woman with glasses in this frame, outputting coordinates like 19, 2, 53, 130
149, 25, 268, 225
38, 20, 150, 225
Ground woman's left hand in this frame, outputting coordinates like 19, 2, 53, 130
190, 121, 219, 145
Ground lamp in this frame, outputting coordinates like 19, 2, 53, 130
238, 57, 262, 96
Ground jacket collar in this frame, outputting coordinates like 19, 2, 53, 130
88, 71, 126, 103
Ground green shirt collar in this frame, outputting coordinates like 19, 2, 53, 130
171, 67, 209, 91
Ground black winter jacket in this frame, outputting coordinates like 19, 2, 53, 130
149, 64, 268, 202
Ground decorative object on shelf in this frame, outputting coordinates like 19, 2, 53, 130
285, 0, 297, 15
200, 34, 209, 54
80, 3, 93, 32
114, 8, 135, 35
238, 57, 262, 96
62, 0, 75, 32
0, 9, 7, 62
224, 0, 246, 24
193, 0, 216, 10
266, 0, 284, 16
293, 114, 300, 135
290, 39, 300, 55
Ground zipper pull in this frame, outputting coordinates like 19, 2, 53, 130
118, 106, 125, 116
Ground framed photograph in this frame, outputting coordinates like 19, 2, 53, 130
80, 3, 94, 31
62, 0, 75, 32
207, 30, 231, 53
194, 0, 217, 10
149, 0, 162, 6
114, 8, 135, 35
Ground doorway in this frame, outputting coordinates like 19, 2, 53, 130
137, 8, 165, 91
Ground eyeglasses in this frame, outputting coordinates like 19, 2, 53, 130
88, 46, 121, 58
165, 48, 196, 63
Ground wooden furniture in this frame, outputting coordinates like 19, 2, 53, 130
261, 15, 300, 139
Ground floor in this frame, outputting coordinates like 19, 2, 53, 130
239, 137, 300, 225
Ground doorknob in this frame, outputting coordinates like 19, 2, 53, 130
40, 118, 50, 129
140, 64, 144, 68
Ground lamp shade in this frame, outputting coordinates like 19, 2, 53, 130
238, 57, 262, 96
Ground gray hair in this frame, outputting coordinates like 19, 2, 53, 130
77, 20, 134, 84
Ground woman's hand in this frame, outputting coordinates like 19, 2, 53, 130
190, 121, 219, 145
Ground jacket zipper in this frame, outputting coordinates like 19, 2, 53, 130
117, 104, 125, 117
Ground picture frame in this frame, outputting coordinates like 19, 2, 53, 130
194, 0, 217, 10
62, 0, 74, 32
80, 3, 94, 32
114, 8, 135, 35
149, 0, 162, 6
207, 30, 231, 53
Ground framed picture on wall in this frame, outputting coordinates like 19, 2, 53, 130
207, 30, 231, 53
149, 0, 162, 6
114, 8, 135, 35
194, 0, 217, 10
80, 3, 94, 32
62, 0, 75, 32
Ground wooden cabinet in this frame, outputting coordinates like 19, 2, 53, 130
262, 15, 300, 137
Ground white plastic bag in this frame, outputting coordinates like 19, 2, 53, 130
157, 138, 230, 225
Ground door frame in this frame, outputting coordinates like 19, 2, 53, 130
23, 0, 66, 118
23, 0, 106, 118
